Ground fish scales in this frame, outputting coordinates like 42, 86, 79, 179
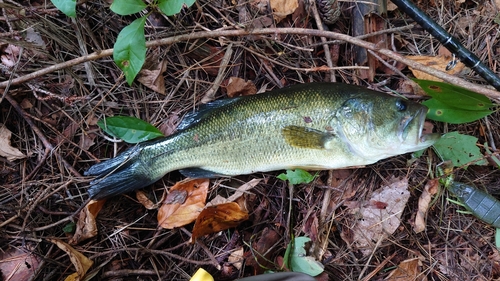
148, 89, 350, 173
86, 83, 439, 199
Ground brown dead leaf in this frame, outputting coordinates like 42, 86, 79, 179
46, 238, 93, 281
270, 0, 298, 22
437, 45, 452, 58
55, 122, 79, 145
303, 214, 319, 242
158, 111, 181, 136
423, 122, 434, 138
25, 27, 46, 49
249, 15, 274, 29
79, 115, 98, 151
315, 272, 330, 281
250, 0, 268, 13
1, 44, 21, 67
225, 77, 257, 98
137, 58, 167, 95
207, 178, 261, 206
387, 0, 398, 11
0, 123, 26, 161
414, 179, 439, 233
349, 177, 410, 256
245, 227, 280, 274
397, 80, 427, 96
158, 179, 209, 229
79, 131, 96, 151
192, 202, 248, 241
291, 0, 307, 24
136, 190, 157, 210
228, 247, 245, 270
185, 43, 225, 76
69, 199, 105, 245
406, 55, 465, 81
0, 246, 41, 281
386, 258, 424, 281
20, 98, 33, 109
489, 250, 500, 277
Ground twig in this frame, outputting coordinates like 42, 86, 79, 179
101, 269, 167, 278
27, 197, 91, 231
1, 28, 498, 99
90, 247, 218, 266
367, 49, 407, 79
3, 91, 81, 177
360, 252, 398, 281
309, 0, 336, 82
0, 46, 23, 104
241, 44, 368, 73
197, 240, 222, 270
71, 17, 96, 87
21, 181, 73, 230
201, 43, 233, 103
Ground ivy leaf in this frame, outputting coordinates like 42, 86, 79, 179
113, 16, 147, 85
284, 237, 324, 276
277, 169, 315, 185
415, 79, 494, 110
158, 0, 196, 16
51, 0, 76, 17
432, 132, 487, 167
110, 0, 147, 15
423, 98, 492, 124
97, 116, 164, 144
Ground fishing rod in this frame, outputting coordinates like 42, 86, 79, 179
390, 0, 500, 91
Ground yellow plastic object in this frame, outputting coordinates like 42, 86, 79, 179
190, 268, 214, 281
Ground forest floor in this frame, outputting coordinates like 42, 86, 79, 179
2, 0, 500, 280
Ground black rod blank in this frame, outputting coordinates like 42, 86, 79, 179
390, 0, 500, 91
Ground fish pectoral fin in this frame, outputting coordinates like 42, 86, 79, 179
281, 125, 335, 149
179, 168, 227, 178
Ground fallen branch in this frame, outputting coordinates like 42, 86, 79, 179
1, 27, 498, 99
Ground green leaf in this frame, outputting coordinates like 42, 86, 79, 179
63, 222, 76, 233
285, 237, 324, 276
415, 79, 494, 110
432, 132, 488, 167
113, 16, 147, 85
97, 116, 164, 143
110, 0, 147, 15
51, 0, 76, 17
411, 148, 425, 159
423, 98, 493, 124
495, 13, 500, 25
277, 169, 315, 185
158, 0, 196, 16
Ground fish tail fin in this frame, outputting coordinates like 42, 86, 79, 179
84, 145, 156, 199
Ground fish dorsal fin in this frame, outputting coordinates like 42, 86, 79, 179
282, 126, 336, 149
177, 98, 241, 130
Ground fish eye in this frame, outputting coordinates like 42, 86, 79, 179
395, 99, 407, 111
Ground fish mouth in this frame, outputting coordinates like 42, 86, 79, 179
399, 107, 439, 145
416, 107, 440, 145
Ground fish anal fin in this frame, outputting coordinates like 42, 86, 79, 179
179, 168, 226, 178
281, 125, 335, 149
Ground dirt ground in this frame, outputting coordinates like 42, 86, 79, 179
2, 0, 500, 280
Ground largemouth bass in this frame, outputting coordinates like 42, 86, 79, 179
85, 83, 439, 199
